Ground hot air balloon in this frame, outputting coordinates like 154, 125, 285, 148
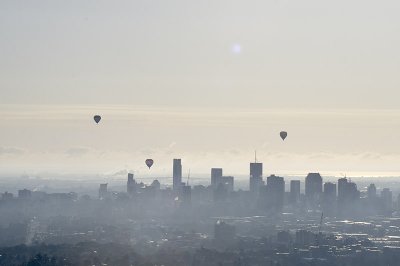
145, 159, 154, 169
94, 115, 101, 124
280, 131, 287, 141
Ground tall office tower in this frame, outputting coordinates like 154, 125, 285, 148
221, 176, 234, 192
290, 180, 301, 204
347, 181, 359, 200
338, 178, 347, 202
265, 175, 285, 212
305, 173, 323, 204
181, 185, 192, 206
323, 182, 337, 200
250, 162, 263, 194
337, 178, 348, 204
338, 178, 360, 204
337, 178, 347, 194
211, 168, 223, 188
381, 188, 393, 214
322, 182, 337, 216
367, 184, 377, 199
213, 176, 234, 202
99, 183, 108, 199
127, 173, 136, 196
397, 194, 400, 212
173, 159, 182, 191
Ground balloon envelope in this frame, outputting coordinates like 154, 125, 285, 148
94, 115, 101, 124
145, 159, 154, 169
280, 131, 287, 141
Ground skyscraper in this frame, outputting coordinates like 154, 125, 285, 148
127, 173, 136, 196
181, 185, 192, 207
173, 159, 182, 191
367, 184, 377, 199
323, 182, 336, 200
211, 168, 223, 188
305, 173, 323, 205
265, 174, 285, 212
290, 180, 301, 204
347, 181, 360, 201
323, 182, 337, 216
213, 175, 234, 202
337, 178, 349, 204
381, 188, 393, 214
337, 178, 360, 211
221, 176, 234, 192
250, 162, 263, 194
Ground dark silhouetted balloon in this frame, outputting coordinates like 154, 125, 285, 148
145, 159, 154, 169
94, 115, 101, 124
280, 131, 287, 141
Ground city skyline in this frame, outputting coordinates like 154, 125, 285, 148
4, 157, 398, 206
2, 157, 400, 265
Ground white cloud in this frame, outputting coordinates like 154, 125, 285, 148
0, 146, 25, 155
65, 147, 92, 157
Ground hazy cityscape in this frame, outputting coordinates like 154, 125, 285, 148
1, 158, 400, 265
2, 1, 400, 265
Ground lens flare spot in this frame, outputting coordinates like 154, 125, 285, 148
231, 44, 242, 54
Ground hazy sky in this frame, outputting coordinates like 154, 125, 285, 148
1, 1, 400, 179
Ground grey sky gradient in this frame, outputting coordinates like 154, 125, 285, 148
1, 0, 400, 107
1, 1, 400, 177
